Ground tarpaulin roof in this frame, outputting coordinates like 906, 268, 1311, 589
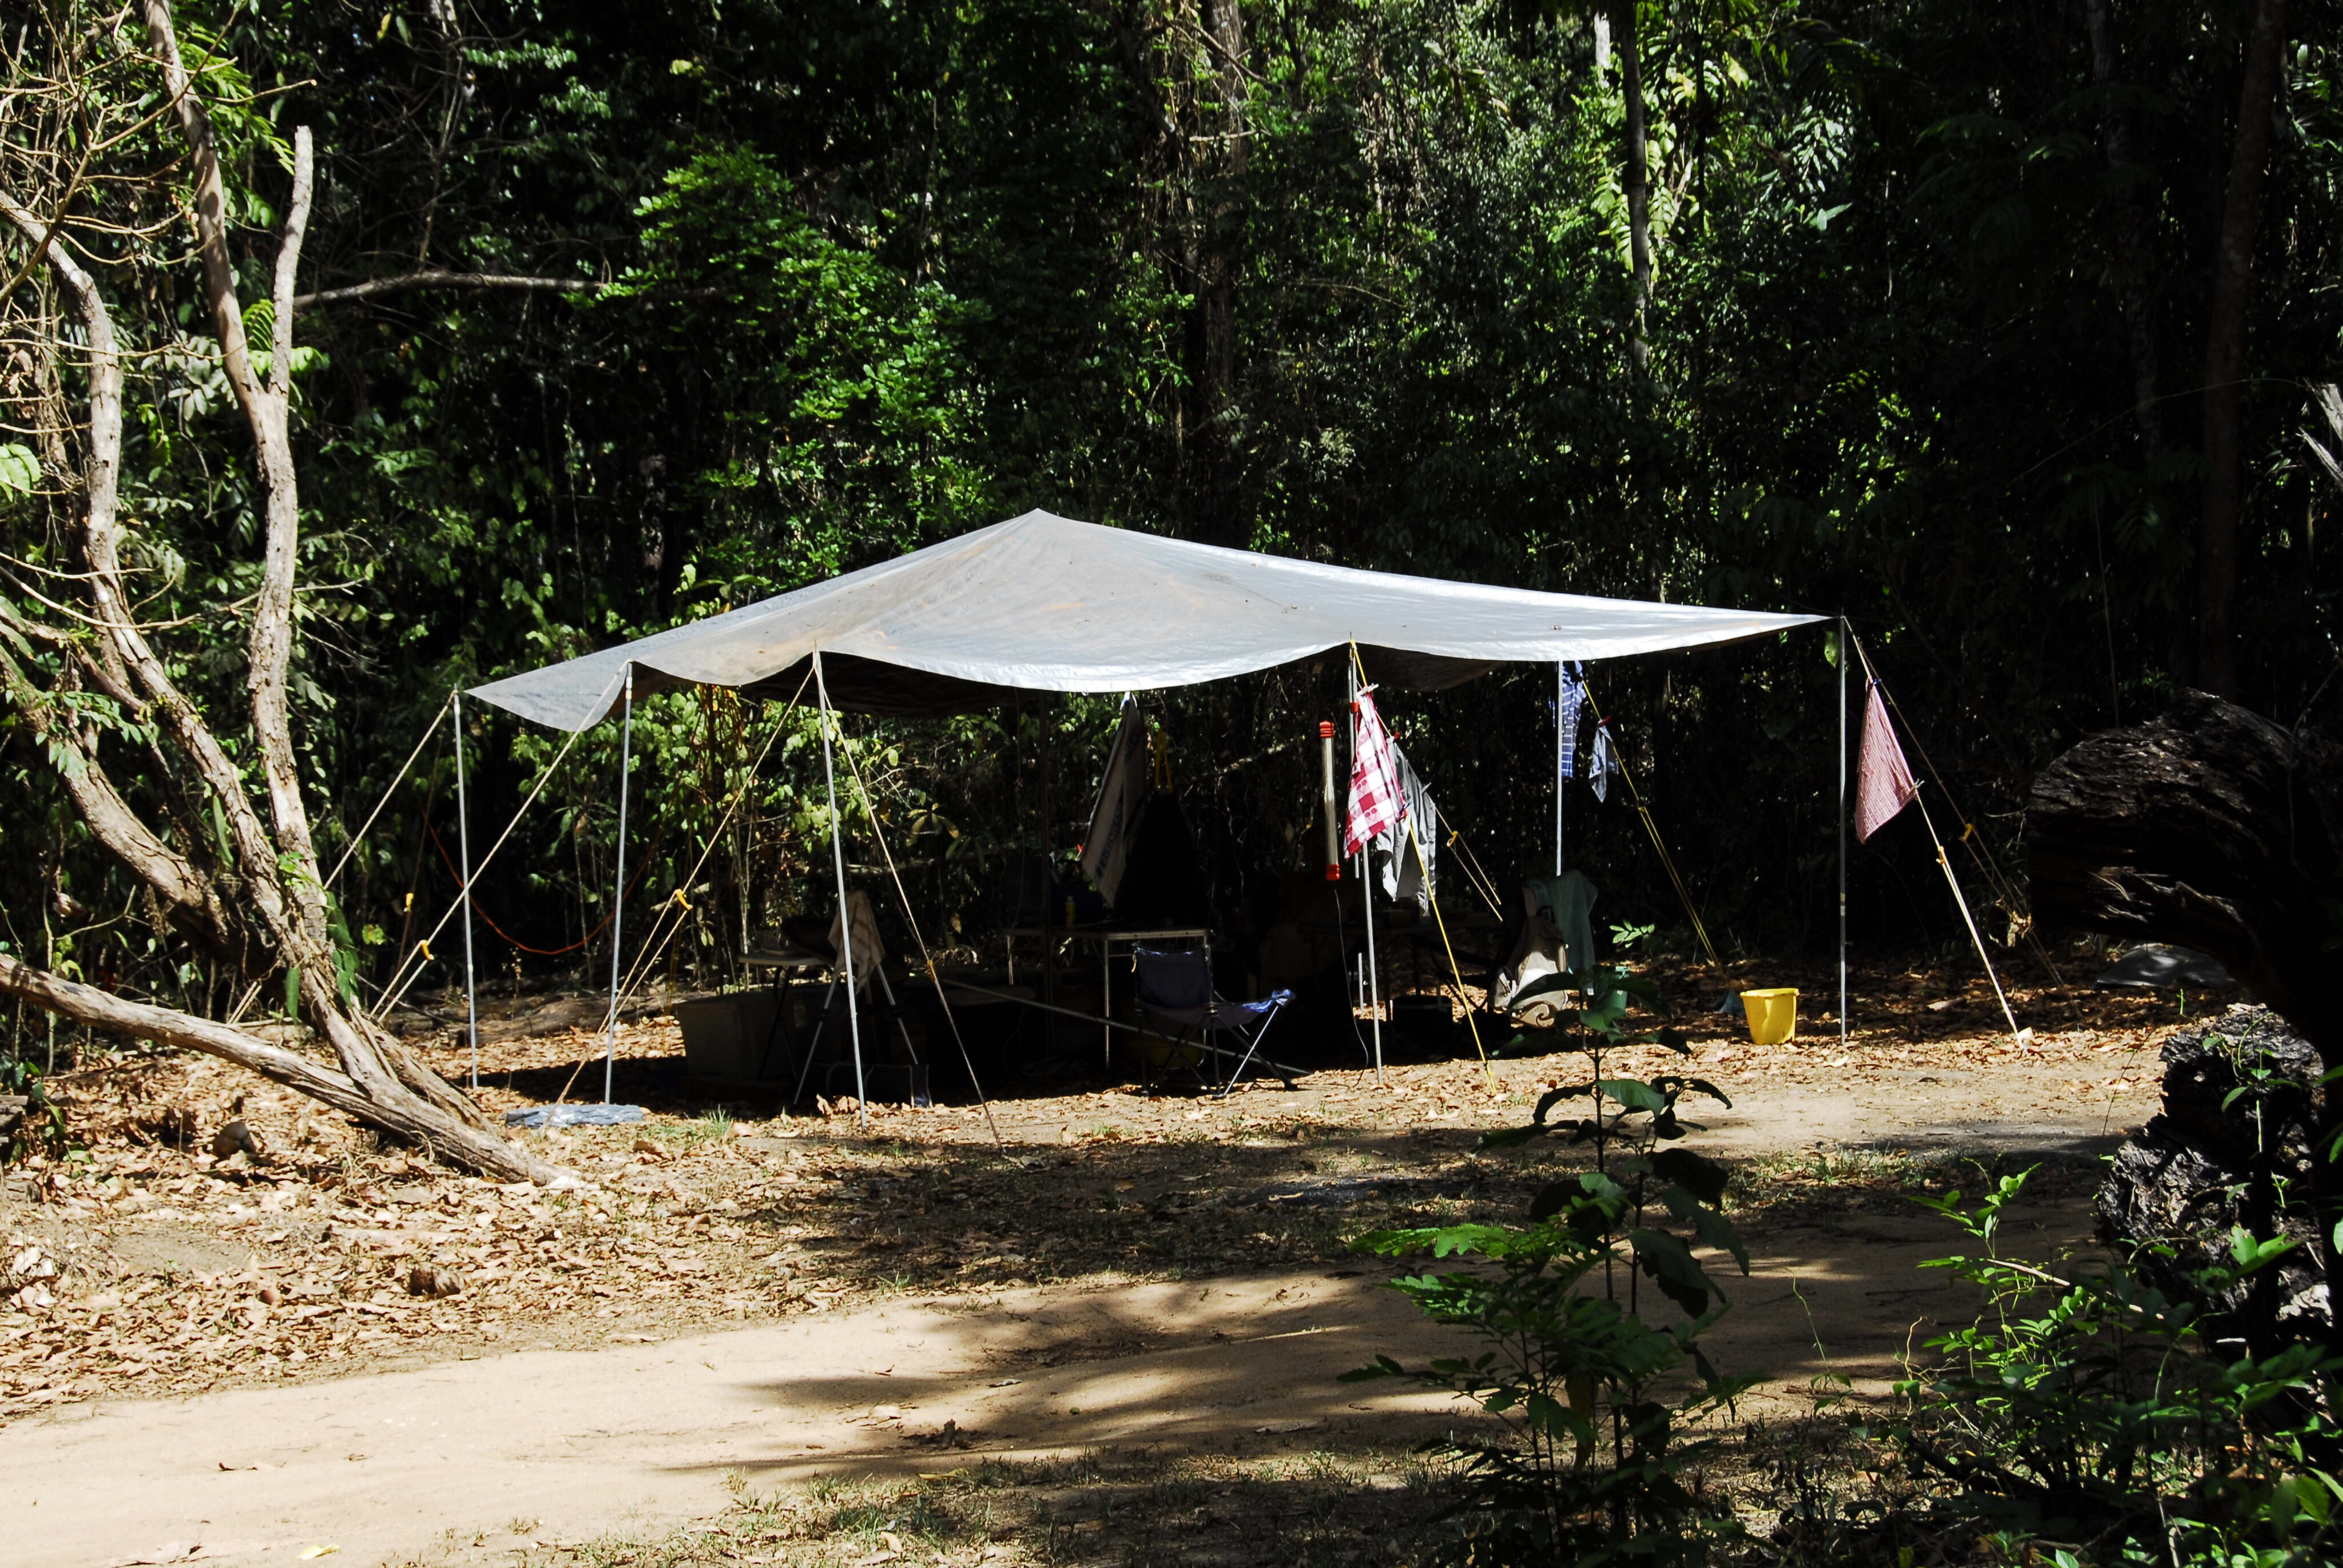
470, 510, 1822, 729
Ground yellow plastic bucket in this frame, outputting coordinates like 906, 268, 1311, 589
1741, 988, 1799, 1046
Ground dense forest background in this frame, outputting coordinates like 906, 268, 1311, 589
5, 0, 2340, 1050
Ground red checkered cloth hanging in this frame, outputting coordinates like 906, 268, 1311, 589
1346, 687, 1406, 856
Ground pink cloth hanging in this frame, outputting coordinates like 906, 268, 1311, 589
1855, 680, 1919, 842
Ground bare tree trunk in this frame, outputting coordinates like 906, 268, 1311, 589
1615, 0, 1652, 376
0, 2, 564, 1183
145, 1, 329, 954
2198, 0, 2288, 698
2084, 0, 2162, 456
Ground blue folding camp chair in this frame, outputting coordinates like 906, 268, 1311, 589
1131, 947, 1298, 1095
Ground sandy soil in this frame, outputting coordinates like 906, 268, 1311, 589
0, 959, 2196, 1566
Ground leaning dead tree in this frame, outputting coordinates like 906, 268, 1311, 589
0, 2, 557, 1181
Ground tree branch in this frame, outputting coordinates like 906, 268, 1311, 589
290, 270, 605, 313
142, 0, 269, 429
268, 126, 312, 401
147, 0, 329, 952
0, 948, 374, 1117
0, 635, 231, 942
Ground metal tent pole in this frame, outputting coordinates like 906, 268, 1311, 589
815, 655, 869, 1132
454, 691, 480, 1091
1349, 666, 1382, 1084
1556, 660, 1566, 875
602, 665, 633, 1104
1838, 616, 1848, 1047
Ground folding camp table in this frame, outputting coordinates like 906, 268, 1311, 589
741, 942, 926, 1103
1005, 921, 1211, 1066
740, 943, 829, 1087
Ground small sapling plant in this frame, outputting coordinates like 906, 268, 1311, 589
1348, 965, 1754, 1565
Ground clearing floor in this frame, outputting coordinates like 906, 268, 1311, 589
2, 957, 2196, 1567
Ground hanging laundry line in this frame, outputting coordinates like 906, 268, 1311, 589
1555, 661, 1586, 873
1347, 643, 1495, 1092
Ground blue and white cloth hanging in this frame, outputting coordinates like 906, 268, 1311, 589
1556, 662, 1588, 779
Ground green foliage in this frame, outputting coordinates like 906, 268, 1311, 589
1347, 1213, 1752, 1565
7, 0, 2343, 1048
1352, 969, 1753, 1564
1895, 1170, 2343, 1565
607, 144, 988, 598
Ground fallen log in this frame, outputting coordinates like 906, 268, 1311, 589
0, 951, 565, 1184
2026, 690, 2343, 1060
2030, 692, 2343, 1352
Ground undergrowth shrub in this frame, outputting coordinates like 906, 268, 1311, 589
1349, 965, 1753, 1566
1893, 1168, 2343, 1566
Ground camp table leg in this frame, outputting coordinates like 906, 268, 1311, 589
792, 977, 839, 1108
752, 962, 804, 1088
1102, 939, 1112, 1069
875, 966, 921, 1065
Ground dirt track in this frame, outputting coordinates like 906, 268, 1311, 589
14, 1195, 2103, 1568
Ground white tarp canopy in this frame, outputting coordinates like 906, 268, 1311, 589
469, 510, 1822, 729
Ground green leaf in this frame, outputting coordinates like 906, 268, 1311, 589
1659, 1185, 1752, 1274
1650, 1147, 1730, 1207
1630, 1228, 1718, 1317
1598, 1079, 1669, 1113
0, 443, 38, 496
2229, 1227, 2297, 1272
